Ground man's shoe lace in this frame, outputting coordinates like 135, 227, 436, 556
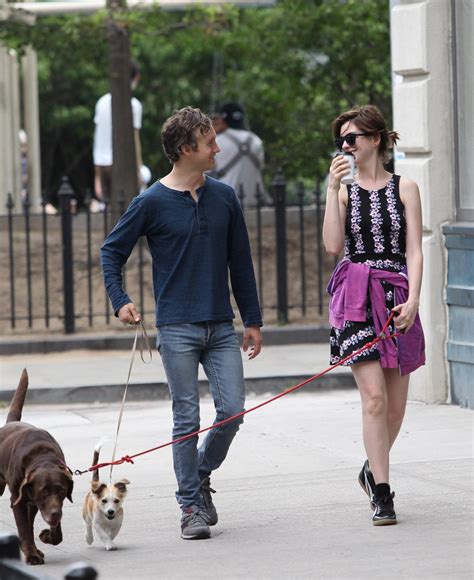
200, 477, 216, 506
182, 508, 210, 527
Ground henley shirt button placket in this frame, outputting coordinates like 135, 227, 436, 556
194, 200, 207, 235
198, 209, 207, 234
195, 204, 200, 234
183, 190, 199, 232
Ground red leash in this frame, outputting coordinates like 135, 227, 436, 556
75, 313, 399, 476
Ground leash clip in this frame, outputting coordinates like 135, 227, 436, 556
74, 469, 88, 476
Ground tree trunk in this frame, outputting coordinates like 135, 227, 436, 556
106, 0, 137, 221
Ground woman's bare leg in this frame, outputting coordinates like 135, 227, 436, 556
351, 360, 389, 485
383, 368, 410, 449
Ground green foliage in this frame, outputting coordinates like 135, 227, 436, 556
1, 0, 391, 194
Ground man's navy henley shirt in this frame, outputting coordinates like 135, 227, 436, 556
100, 176, 262, 328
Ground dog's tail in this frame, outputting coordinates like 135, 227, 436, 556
92, 438, 107, 482
6, 369, 29, 423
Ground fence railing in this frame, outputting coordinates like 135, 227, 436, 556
1, 173, 336, 335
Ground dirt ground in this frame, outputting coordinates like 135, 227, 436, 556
0, 212, 335, 337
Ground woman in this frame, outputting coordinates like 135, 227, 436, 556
323, 105, 425, 526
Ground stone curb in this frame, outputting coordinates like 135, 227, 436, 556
0, 373, 355, 406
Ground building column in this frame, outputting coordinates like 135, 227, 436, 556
0, 46, 21, 214
391, 0, 455, 402
22, 46, 42, 212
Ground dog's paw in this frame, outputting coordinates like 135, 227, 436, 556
39, 529, 52, 544
105, 543, 117, 551
25, 550, 45, 565
39, 528, 62, 545
85, 531, 93, 545
39, 527, 62, 546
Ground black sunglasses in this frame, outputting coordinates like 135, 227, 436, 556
335, 132, 373, 150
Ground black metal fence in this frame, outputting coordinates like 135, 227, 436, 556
1, 173, 335, 335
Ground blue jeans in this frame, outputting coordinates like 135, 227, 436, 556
157, 321, 245, 509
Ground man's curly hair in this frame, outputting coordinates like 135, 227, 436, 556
161, 107, 213, 164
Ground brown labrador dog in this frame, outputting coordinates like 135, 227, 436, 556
0, 369, 74, 565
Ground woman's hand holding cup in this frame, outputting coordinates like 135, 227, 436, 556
328, 153, 353, 193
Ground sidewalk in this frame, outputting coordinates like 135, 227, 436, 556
0, 342, 354, 405
0, 391, 472, 579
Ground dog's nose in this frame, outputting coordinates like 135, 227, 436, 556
107, 509, 115, 517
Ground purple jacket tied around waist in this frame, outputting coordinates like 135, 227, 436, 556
327, 259, 425, 375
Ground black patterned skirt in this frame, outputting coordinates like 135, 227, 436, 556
329, 280, 396, 366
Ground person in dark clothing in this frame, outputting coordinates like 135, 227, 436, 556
323, 105, 424, 526
101, 106, 263, 541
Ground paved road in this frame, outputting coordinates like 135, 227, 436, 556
0, 390, 472, 579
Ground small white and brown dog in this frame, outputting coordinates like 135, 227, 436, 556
82, 442, 130, 551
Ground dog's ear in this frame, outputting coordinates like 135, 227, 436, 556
91, 481, 107, 496
12, 472, 33, 506
115, 479, 130, 493
66, 473, 74, 503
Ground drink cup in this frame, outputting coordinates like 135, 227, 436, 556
340, 153, 355, 185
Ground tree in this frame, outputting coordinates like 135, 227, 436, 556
0, 0, 391, 203
106, 0, 138, 216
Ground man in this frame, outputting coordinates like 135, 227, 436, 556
213, 102, 268, 207
91, 61, 144, 212
101, 107, 263, 540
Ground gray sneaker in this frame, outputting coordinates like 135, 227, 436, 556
200, 476, 218, 526
181, 506, 211, 540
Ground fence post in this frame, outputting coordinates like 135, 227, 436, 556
314, 180, 323, 315
0, 533, 20, 560
85, 190, 93, 327
0, 534, 98, 579
41, 198, 51, 328
64, 562, 98, 580
7, 194, 16, 329
0, 533, 50, 579
272, 169, 288, 324
59, 176, 75, 334
298, 181, 306, 316
22, 195, 33, 328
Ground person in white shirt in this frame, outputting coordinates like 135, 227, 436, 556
213, 103, 268, 207
91, 61, 143, 213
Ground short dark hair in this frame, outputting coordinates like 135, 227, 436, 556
161, 107, 213, 163
218, 102, 246, 130
332, 105, 399, 163
130, 60, 141, 81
